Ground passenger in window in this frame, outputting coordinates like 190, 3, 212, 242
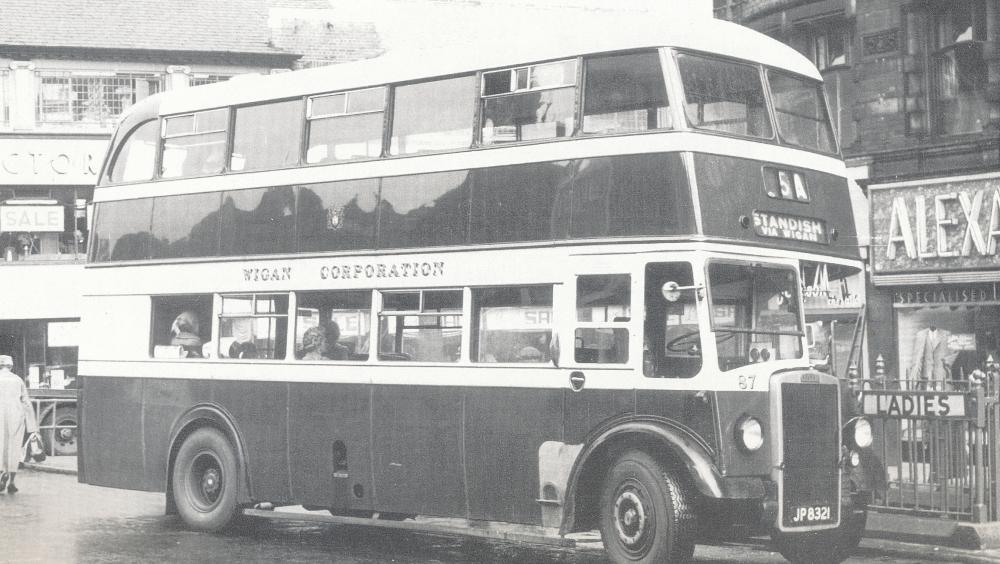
515, 345, 543, 363
229, 340, 258, 359
300, 326, 329, 361
325, 322, 350, 361
170, 311, 204, 358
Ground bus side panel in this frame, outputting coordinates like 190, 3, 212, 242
214, 380, 291, 503
634, 389, 719, 452
563, 388, 635, 444
370, 385, 465, 516
288, 382, 373, 512
79, 376, 151, 491
143, 377, 215, 489
464, 387, 564, 525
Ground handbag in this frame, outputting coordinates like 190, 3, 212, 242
22, 432, 46, 463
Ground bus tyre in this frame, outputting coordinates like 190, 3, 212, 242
42, 407, 78, 457
599, 450, 696, 564
772, 508, 866, 564
171, 427, 240, 532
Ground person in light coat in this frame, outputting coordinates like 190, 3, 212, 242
0, 355, 38, 493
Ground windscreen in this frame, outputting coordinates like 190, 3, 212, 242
708, 262, 803, 371
767, 70, 837, 153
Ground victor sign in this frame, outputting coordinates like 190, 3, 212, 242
870, 174, 1000, 273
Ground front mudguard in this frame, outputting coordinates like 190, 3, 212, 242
847, 449, 887, 495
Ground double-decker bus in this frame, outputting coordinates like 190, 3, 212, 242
79, 16, 883, 564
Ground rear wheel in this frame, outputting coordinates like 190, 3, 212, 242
171, 427, 240, 532
772, 508, 866, 564
599, 450, 696, 564
41, 407, 78, 456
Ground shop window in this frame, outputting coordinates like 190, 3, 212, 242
378, 289, 463, 362
219, 186, 295, 256
390, 75, 476, 155
897, 304, 1000, 385
36, 72, 162, 125
295, 291, 372, 361
107, 119, 159, 184
582, 51, 671, 134
161, 108, 229, 178
151, 295, 214, 359
481, 60, 576, 144
930, 0, 989, 135
189, 74, 233, 87
306, 87, 385, 164
575, 274, 630, 364
471, 285, 553, 363
231, 99, 303, 171
218, 294, 288, 360
677, 52, 773, 139
644, 262, 701, 378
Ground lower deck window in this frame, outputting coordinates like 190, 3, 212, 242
151, 295, 213, 359
575, 274, 630, 364
218, 294, 288, 360
472, 285, 553, 363
378, 289, 463, 362
296, 291, 371, 361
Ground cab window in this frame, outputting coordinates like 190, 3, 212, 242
644, 262, 701, 378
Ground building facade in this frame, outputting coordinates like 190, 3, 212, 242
0, 0, 301, 385
718, 0, 1000, 381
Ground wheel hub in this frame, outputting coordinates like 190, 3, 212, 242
201, 468, 221, 500
614, 489, 648, 547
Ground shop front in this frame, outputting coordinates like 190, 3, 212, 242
868, 172, 1000, 385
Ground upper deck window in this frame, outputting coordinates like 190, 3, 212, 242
582, 52, 671, 134
480, 60, 576, 144
107, 119, 159, 184
767, 71, 837, 154
676, 53, 773, 139
231, 99, 303, 171
306, 87, 385, 164
161, 109, 228, 178
390, 75, 476, 155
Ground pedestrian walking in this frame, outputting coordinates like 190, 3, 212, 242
0, 355, 38, 493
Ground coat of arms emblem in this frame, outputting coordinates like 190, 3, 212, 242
326, 206, 345, 230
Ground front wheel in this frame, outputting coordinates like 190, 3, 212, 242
772, 508, 866, 564
599, 450, 696, 564
171, 427, 241, 532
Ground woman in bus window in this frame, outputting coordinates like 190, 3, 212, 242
170, 311, 204, 358
300, 326, 329, 361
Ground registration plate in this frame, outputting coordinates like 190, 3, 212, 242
790, 505, 832, 523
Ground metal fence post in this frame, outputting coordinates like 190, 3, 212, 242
973, 380, 988, 522
875, 354, 885, 381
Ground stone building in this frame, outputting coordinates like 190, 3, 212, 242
717, 0, 1000, 381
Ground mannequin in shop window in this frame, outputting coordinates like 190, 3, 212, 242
909, 325, 957, 390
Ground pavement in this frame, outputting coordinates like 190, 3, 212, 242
23, 456, 1000, 562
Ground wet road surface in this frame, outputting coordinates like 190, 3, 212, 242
0, 470, 984, 563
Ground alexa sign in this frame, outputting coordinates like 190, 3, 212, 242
870, 175, 1000, 274
0, 205, 65, 233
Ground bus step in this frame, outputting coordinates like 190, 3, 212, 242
241, 508, 577, 547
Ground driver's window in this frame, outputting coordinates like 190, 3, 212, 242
645, 262, 701, 378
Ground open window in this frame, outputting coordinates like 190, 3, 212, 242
644, 262, 701, 378
481, 60, 577, 144
575, 274, 630, 364
306, 87, 385, 163
150, 295, 213, 359
161, 108, 228, 178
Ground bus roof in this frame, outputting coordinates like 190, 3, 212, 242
157, 17, 820, 116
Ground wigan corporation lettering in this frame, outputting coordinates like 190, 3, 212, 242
320, 261, 445, 280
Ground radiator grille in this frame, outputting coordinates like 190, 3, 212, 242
780, 382, 840, 529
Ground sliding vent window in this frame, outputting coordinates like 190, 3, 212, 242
472, 285, 553, 363
306, 87, 385, 164
218, 294, 288, 360
107, 119, 159, 184
481, 60, 577, 144
161, 109, 228, 178
231, 100, 303, 171
575, 274, 630, 364
378, 289, 463, 362
583, 52, 671, 134
677, 53, 773, 139
390, 75, 476, 155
